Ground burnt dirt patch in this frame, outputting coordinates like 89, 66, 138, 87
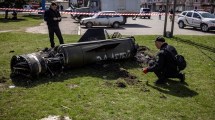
99, 45, 154, 88
92, 62, 141, 88
134, 45, 155, 67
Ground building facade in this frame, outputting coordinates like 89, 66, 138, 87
140, 0, 215, 13
140, 0, 186, 12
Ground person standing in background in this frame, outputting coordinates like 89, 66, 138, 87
44, 2, 64, 48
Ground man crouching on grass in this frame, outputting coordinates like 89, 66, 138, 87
142, 36, 185, 84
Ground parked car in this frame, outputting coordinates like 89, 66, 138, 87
139, 8, 151, 19
23, 5, 32, 10
177, 10, 215, 32
80, 11, 125, 28
64, 7, 75, 12
37, 6, 49, 14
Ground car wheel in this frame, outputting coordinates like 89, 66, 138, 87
85, 22, 93, 28
113, 22, 120, 28
178, 21, 185, 28
201, 24, 209, 32
148, 16, 151, 19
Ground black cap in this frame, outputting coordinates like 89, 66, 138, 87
51, 2, 57, 6
155, 36, 165, 42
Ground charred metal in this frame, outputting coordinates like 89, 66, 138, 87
10, 29, 138, 78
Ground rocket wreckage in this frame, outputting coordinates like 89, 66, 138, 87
10, 29, 138, 77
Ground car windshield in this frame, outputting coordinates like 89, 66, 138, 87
200, 12, 215, 18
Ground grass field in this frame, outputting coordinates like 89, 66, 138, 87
0, 32, 214, 120
0, 13, 43, 31
0, 14, 215, 120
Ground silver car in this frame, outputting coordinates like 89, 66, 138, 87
80, 11, 125, 28
177, 10, 215, 32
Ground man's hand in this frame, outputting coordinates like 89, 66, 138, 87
142, 67, 148, 74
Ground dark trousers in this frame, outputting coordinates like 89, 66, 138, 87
48, 26, 64, 48
154, 70, 181, 81
148, 60, 181, 81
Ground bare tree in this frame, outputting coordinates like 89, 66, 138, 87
3, 0, 26, 19
209, 0, 214, 13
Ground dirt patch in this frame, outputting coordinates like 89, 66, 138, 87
0, 76, 7, 83
98, 62, 140, 87
115, 79, 127, 88
134, 46, 155, 67
100, 45, 154, 88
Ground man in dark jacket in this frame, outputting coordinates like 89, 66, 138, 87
142, 37, 185, 84
44, 2, 64, 48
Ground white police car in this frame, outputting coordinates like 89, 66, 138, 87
177, 10, 215, 32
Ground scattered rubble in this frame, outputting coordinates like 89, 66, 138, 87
134, 45, 155, 67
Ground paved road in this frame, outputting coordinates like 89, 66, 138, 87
26, 14, 78, 35
25, 14, 215, 35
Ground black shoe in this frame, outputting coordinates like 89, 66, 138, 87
155, 79, 167, 85
179, 73, 185, 83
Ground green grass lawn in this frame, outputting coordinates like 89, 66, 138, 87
0, 32, 214, 120
0, 13, 43, 31
0, 14, 215, 119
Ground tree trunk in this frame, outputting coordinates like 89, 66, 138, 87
4, 10, 8, 19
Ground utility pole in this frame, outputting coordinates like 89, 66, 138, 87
42, 0, 46, 10
163, 0, 169, 37
170, 0, 176, 37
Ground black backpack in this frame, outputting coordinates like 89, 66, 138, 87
175, 54, 187, 71
165, 47, 187, 71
